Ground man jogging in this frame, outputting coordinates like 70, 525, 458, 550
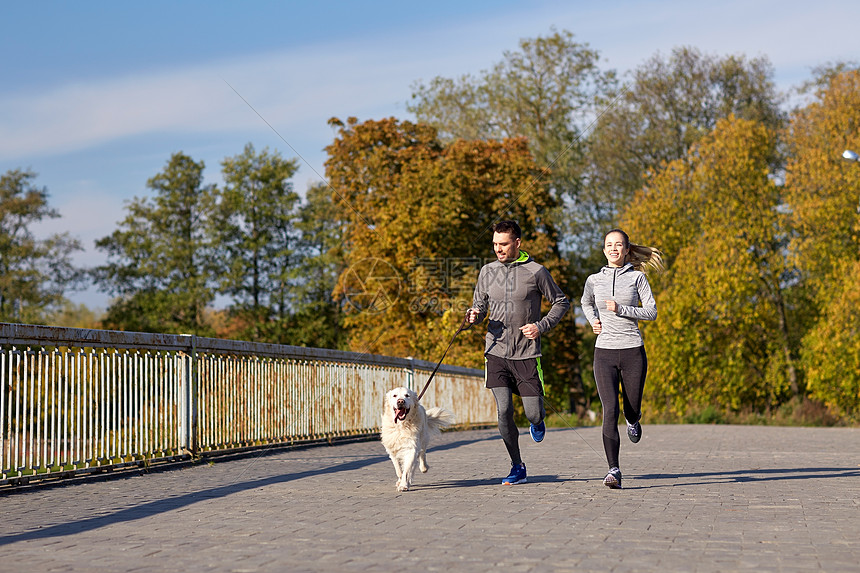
467, 220, 570, 485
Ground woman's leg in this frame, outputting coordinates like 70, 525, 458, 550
620, 346, 648, 425
593, 348, 621, 469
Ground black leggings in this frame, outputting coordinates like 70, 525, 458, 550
593, 346, 647, 469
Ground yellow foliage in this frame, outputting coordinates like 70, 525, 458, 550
802, 258, 860, 422
623, 115, 796, 419
784, 70, 860, 420
784, 70, 860, 298
324, 118, 573, 375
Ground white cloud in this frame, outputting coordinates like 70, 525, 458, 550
5, 1, 853, 164
0, 31, 503, 162
4, 0, 857, 312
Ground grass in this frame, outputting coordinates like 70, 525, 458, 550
661, 397, 845, 427
535, 397, 848, 428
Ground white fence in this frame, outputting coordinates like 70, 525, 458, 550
0, 323, 492, 486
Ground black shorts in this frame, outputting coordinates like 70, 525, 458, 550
485, 354, 545, 397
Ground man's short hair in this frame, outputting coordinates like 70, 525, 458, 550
492, 220, 521, 239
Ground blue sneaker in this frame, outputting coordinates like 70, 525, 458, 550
603, 467, 622, 489
529, 420, 546, 443
502, 463, 527, 485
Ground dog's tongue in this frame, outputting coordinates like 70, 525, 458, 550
394, 407, 408, 423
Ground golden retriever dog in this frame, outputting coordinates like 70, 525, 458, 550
380, 387, 454, 492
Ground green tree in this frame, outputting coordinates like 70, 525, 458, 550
0, 169, 83, 323
94, 153, 217, 335
623, 116, 799, 419
409, 28, 611, 176
409, 29, 613, 242
212, 143, 301, 342
586, 46, 785, 253
277, 181, 349, 349
784, 69, 860, 421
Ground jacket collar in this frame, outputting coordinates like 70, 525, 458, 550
602, 262, 633, 274
501, 250, 530, 266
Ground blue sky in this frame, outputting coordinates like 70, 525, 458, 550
1, 0, 856, 309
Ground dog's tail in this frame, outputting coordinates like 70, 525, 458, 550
425, 407, 455, 433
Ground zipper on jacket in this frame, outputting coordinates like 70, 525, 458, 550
505, 263, 511, 356
612, 267, 617, 297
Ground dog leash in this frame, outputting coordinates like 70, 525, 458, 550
416, 313, 472, 401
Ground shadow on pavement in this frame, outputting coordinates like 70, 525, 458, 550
417, 473, 576, 489
0, 432, 499, 546
625, 466, 860, 489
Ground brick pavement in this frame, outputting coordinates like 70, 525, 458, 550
1, 424, 858, 572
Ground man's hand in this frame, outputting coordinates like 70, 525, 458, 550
520, 323, 539, 340
466, 308, 480, 324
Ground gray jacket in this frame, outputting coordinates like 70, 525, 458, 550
581, 263, 657, 349
472, 251, 570, 360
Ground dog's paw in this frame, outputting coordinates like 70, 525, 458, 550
420, 464, 429, 473
396, 483, 409, 492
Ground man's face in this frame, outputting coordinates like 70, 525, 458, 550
493, 231, 521, 263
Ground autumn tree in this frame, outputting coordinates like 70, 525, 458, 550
324, 117, 577, 411
408, 30, 613, 411
0, 169, 83, 323
784, 69, 860, 421
94, 153, 217, 335
210, 143, 301, 342
623, 116, 799, 419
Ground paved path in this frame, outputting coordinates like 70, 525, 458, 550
1, 424, 859, 572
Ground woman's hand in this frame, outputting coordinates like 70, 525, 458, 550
592, 319, 602, 334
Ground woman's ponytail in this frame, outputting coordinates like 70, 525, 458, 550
627, 243, 664, 274
604, 228, 664, 274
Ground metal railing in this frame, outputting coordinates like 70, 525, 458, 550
0, 323, 492, 486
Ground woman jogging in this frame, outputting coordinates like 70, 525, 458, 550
580, 229, 662, 489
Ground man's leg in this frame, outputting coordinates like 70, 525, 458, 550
509, 357, 546, 442
522, 396, 544, 426
491, 386, 522, 465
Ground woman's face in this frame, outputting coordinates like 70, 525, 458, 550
603, 232, 628, 267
